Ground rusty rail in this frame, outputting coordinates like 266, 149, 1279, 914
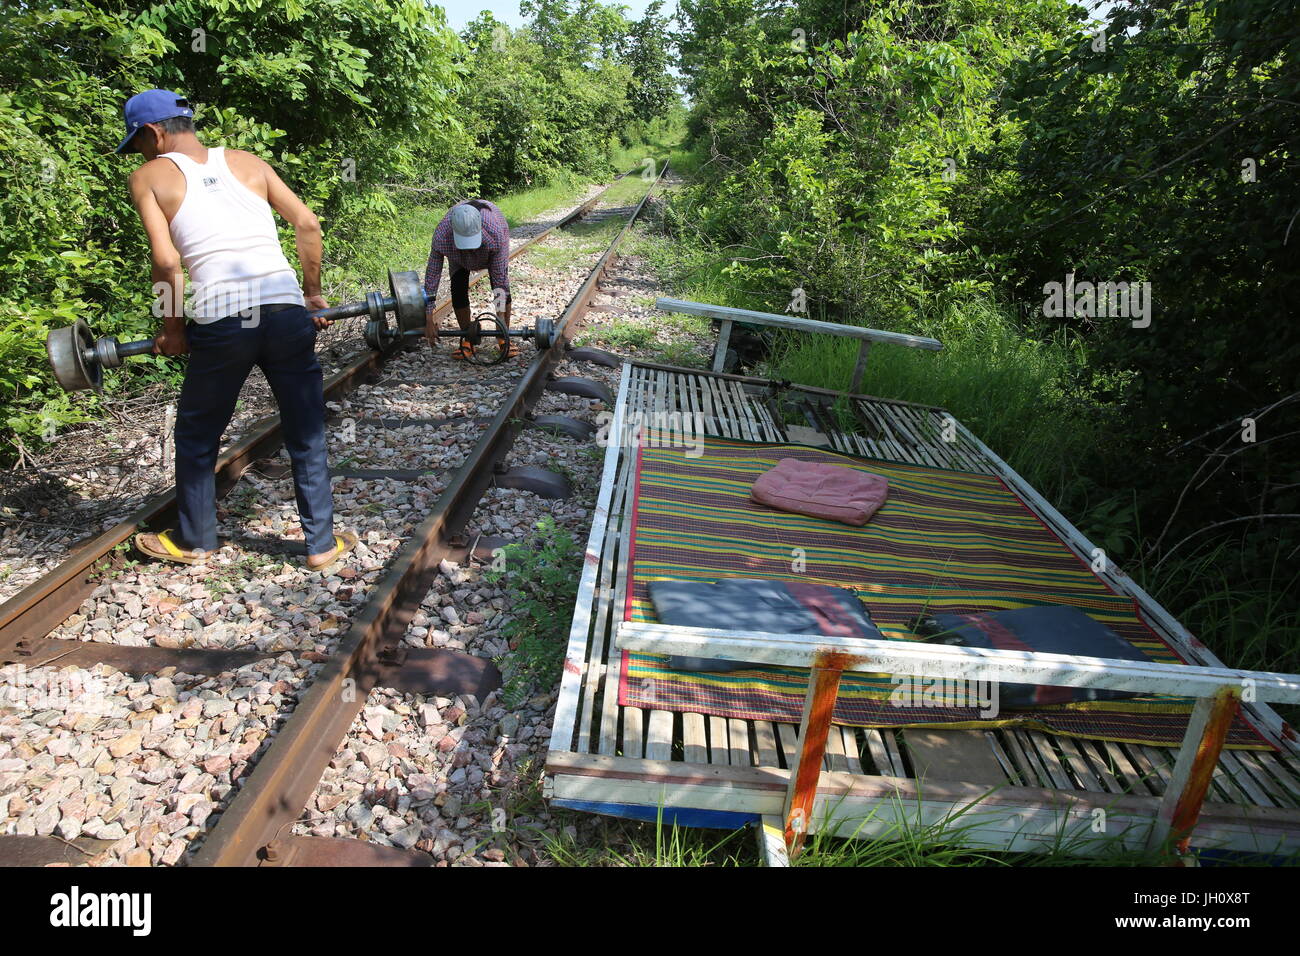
192, 163, 667, 866
0, 180, 622, 663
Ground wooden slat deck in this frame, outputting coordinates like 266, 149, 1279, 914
545, 362, 1300, 857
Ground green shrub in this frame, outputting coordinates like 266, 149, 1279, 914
485, 517, 582, 707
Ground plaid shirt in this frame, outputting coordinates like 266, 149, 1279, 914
424, 199, 510, 306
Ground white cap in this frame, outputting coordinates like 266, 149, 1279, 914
451, 204, 483, 250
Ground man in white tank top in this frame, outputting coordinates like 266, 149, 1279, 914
115, 89, 357, 571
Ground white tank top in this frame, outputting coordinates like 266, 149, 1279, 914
161, 147, 304, 322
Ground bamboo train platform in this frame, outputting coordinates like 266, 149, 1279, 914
545, 357, 1300, 865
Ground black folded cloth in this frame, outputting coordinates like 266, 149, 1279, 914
648, 578, 883, 673
909, 605, 1151, 707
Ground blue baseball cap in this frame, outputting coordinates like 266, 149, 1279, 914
115, 89, 195, 154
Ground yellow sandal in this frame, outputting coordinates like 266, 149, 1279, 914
307, 530, 359, 573
134, 529, 217, 565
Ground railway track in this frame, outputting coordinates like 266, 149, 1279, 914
0, 164, 666, 866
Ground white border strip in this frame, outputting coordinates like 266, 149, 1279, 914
550, 362, 632, 750
617, 621, 1300, 703
654, 297, 944, 351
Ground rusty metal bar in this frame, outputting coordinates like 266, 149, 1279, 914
1151, 687, 1242, 854
4, 637, 268, 674
783, 652, 847, 855
261, 834, 434, 867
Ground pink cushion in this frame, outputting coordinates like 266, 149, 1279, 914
750, 458, 889, 526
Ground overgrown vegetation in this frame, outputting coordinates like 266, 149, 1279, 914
665, 0, 1299, 676
542, 794, 1205, 866
485, 516, 582, 708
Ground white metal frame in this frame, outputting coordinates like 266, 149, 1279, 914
616, 619, 1300, 852
545, 361, 1300, 862
654, 297, 943, 391
616, 622, 1300, 703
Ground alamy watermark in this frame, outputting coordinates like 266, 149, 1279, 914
890, 675, 1000, 718
1042, 272, 1151, 328
152, 277, 269, 326
594, 410, 707, 458
49, 886, 151, 936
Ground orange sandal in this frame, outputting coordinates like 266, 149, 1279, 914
452, 339, 475, 361
497, 338, 521, 360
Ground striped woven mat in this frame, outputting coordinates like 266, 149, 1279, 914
618, 435, 1270, 749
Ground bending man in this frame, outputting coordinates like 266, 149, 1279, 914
423, 199, 514, 360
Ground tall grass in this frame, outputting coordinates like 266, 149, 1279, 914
768, 299, 1098, 505
541, 796, 1188, 867
327, 203, 446, 294
1133, 537, 1300, 725
545, 811, 756, 866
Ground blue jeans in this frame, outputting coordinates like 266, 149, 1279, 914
174, 304, 334, 555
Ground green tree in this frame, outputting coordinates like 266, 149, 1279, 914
461, 7, 635, 191
621, 0, 677, 122
976, 0, 1300, 564
673, 0, 1076, 313
520, 0, 629, 64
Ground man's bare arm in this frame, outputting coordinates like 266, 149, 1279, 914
488, 247, 511, 328
128, 167, 188, 355
260, 157, 326, 321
